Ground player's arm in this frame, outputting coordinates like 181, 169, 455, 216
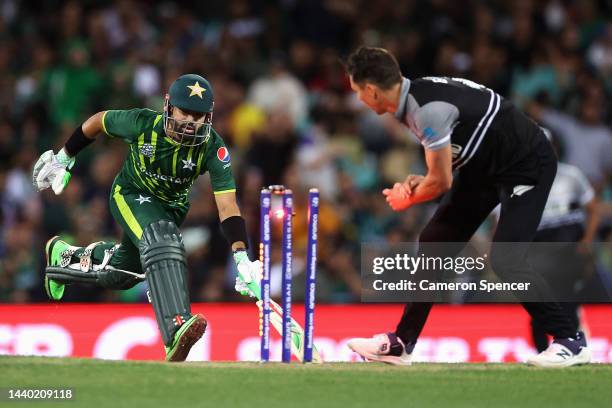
32, 111, 107, 195
60, 110, 108, 155
383, 102, 456, 211
408, 145, 453, 202
207, 136, 262, 297
33, 109, 147, 195
81, 111, 107, 139
214, 190, 264, 298
58, 111, 107, 158
565, 164, 600, 247
215, 191, 247, 252
60, 108, 144, 159
207, 138, 247, 252
383, 145, 453, 211
581, 197, 600, 245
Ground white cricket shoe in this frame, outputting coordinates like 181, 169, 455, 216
347, 332, 412, 366
527, 331, 591, 368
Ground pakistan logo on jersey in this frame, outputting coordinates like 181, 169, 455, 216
140, 143, 155, 158
141, 167, 192, 185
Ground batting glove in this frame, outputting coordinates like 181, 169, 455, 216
32, 149, 75, 195
233, 250, 262, 299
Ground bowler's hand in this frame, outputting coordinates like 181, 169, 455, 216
402, 175, 425, 195
383, 182, 412, 211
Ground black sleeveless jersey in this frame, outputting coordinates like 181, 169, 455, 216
394, 76, 547, 184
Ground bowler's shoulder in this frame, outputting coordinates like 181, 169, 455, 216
409, 77, 453, 105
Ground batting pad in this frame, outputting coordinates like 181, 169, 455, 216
139, 220, 192, 346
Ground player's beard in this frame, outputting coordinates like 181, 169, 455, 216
165, 117, 211, 146
176, 122, 200, 137
168, 119, 201, 143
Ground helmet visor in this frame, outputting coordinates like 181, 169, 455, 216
165, 111, 212, 146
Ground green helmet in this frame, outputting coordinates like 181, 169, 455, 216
164, 74, 214, 146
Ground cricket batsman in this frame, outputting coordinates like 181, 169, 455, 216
32, 74, 262, 361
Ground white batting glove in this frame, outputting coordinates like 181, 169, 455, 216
233, 250, 262, 299
32, 149, 75, 195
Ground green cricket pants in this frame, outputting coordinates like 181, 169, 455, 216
81, 181, 189, 289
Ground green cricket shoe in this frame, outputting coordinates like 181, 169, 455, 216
44, 236, 73, 301
165, 314, 207, 362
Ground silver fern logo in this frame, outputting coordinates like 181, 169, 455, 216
451, 144, 462, 160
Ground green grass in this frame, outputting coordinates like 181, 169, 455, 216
1, 357, 610, 408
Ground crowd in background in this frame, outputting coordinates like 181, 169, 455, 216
1, 0, 611, 303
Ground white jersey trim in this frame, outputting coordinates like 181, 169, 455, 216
455, 91, 501, 169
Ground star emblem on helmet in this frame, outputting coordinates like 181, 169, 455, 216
187, 81, 206, 98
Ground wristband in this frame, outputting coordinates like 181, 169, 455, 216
55, 148, 75, 169
220, 215, 249, 249
64, 124, 94, 157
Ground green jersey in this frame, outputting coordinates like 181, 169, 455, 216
102, 108, 236, 209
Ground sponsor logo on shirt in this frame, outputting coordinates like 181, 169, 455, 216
217, 147, 230, 163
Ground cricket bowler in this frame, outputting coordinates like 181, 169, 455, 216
344, 47, 591, 367
32, 74, 261, 361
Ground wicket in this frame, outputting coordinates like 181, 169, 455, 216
259, 185, 319, 363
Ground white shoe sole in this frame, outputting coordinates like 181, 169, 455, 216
527, 347, 591, 368
347, 341, 412, 366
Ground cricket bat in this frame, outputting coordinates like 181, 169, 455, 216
256, 299, 322, 363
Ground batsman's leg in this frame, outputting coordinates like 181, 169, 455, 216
139, 219, 206, 361
44, 235, 144, 301
109, 184, 204, 361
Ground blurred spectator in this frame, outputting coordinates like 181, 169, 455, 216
38, 39, 105, 129
0, 222, 39, 302
245, 111, 298, 187
528, 94, 612, 193
587, 23, 612, 92
247, 57, 308, 130
0, 0, 610, 304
